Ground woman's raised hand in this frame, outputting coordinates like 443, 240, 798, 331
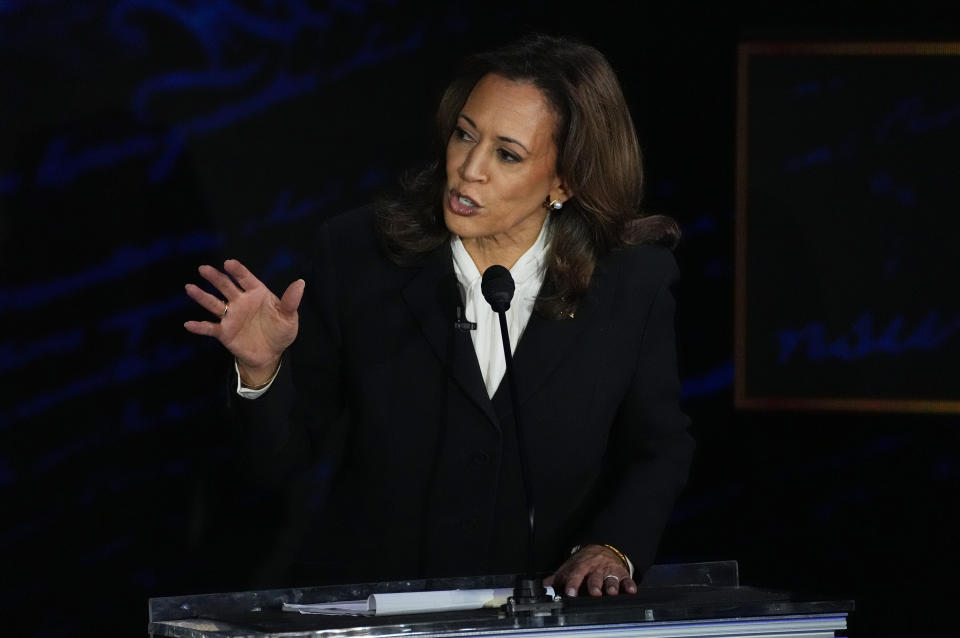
184, 259, 305, 384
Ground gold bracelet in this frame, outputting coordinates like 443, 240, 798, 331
240, 377, 272, 390
601, 544, 630, 571
238, 360, 280, 390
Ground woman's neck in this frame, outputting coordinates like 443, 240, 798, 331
460, 215, 547, 273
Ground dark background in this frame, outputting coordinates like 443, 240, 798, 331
743, 51, 960, 402
1, 2, 958, 637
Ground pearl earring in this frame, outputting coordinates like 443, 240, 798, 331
543, 195, 563, 211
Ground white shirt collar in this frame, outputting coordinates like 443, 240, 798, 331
450, 216, 551, 290
449, 217, 552, 397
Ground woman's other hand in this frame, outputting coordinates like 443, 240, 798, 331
544, 544, 637, 597
184, 259, 305, 385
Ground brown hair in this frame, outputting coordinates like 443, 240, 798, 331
376, 34, 679, 318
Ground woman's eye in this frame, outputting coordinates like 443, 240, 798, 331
454, 127, 474, 142
497, 149, 520, 163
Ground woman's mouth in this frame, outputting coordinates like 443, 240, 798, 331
448, 190, 481, 216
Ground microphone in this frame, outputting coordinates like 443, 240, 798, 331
481, 266, 560, 614
481, 265, 515, 312
454, 305, 477, 331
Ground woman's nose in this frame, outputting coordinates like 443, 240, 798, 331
458, 147, 488, 183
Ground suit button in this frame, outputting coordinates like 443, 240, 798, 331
471, 452, 490, 465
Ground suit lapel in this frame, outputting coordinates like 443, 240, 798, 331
491, 271, 605, 418
401, 244, 500, 428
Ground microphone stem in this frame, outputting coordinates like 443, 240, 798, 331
496, 310, 536, 577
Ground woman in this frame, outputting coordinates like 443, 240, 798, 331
185, 35, 693, 598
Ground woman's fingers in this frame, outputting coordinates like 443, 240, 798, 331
589, 565, 631, 596
198, 264, 243, 300
185, 262, 302, 366
223, 259, 262, 292
558, 563, 591, 597
185, 282, 229, 317
550, 545, 633, 597
569, 567, 592, 597
279, 278, 305, 315
183, 319, 219, 337
602, 572, 626, 596
586, 571, 606, 597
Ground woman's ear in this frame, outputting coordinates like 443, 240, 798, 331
555, 178, 574, 203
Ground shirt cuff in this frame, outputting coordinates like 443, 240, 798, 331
235, 360, 281, 399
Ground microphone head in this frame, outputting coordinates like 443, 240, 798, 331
481, 265, 515, 313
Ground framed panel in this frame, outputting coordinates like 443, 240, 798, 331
735, 42, 960, 413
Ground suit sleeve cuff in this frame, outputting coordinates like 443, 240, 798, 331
234, 360, 282, 399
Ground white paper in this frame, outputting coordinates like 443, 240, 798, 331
283, 587, 556, 616
282, 600, 371, 616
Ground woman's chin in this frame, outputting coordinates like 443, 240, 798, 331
443, 208, 481, 238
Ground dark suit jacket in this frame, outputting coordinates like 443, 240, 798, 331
233, 206, 693, 585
